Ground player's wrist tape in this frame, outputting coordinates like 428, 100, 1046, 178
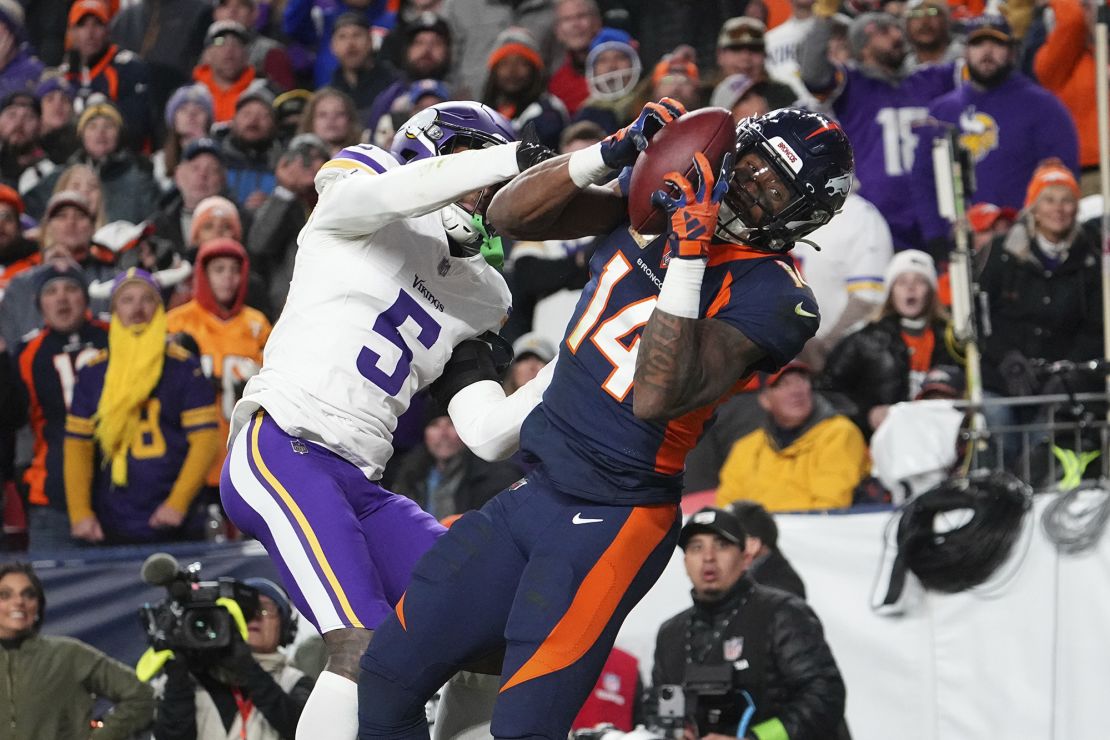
656, 257, 706, 319
568, 143, 613, 188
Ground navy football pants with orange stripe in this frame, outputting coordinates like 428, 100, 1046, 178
357, 468, 680, 740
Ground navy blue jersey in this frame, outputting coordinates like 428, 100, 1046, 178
519, 224, 819, 505
17, 322, 108, 510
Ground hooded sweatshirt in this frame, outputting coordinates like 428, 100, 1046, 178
166, 238, 271, 484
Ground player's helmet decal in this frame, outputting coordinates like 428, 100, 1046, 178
390, 102, 517, 164
717, 108, 855, 252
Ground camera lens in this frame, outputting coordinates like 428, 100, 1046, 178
660, 687, 674, 699
188, 612, 220, 643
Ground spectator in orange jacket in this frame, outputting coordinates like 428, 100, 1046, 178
193, 20, 261, 123
1034, 0, 1099, 192
166, 237, 270, 491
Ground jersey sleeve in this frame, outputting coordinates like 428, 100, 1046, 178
309, 143, 521, 237
65, 357, 106, 441
176, 355, 220, 433
709, 259, 820, 372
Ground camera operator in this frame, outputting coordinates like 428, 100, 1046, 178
0, 562, 155, 739
152, 578, 314, 740
651, 508, 846, 740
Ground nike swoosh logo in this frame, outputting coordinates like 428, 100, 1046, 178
572, 513, 604, 525
794, 302, 818, 318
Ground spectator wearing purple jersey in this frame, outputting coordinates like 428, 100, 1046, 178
283, 0, 399, 88
910, 15, 1079, 260
0, 1, 44, 103
799, 5, 959, 250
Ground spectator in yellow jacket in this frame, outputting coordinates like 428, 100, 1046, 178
167, 238, 271, 491
716, 362, 869, 512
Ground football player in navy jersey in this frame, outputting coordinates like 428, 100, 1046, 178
357, 106, 853, 740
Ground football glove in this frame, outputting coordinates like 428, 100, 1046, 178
599, 97, 687, 170
651, 151, 733, 260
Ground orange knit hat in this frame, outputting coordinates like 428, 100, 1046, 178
1024, 158, 1080, 208
487, 27, 544, 71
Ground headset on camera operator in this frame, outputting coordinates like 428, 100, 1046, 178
651, 508, 846, 740
145, 569, 314, 740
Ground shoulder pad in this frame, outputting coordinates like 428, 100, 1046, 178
314, 144, 399, 195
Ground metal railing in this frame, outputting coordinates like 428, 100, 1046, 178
951, 392, 1109, 491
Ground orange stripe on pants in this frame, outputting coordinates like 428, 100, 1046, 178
500, 504, 675, 692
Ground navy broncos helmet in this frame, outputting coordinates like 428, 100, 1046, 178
717, 108, 854, 252
390, 101, 516, 164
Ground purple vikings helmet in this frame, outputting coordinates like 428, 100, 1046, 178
390, 101, 516, 164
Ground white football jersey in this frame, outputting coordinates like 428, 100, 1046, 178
231, 143, 519, 479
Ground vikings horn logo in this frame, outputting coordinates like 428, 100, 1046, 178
958, 108, 999, 163
825, 173, 852, 198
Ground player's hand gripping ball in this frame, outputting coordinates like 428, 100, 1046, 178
651, 151, 734, 260
598, 97, 687, 170
628, 107, 736, 234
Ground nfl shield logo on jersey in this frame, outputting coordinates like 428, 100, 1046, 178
437, 257, 451, 277
723, 637, 744, 661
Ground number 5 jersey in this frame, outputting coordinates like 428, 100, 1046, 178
230, 144, 516, 481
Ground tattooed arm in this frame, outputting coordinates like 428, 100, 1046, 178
633, 312, 765, 421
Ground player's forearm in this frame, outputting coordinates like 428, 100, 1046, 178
448, 359, 556, 461
63, 436, 96, 523
633, 310, 710, 421
487, 146, 624, 240
165, 428, 221, 513
313, 144, 521, 235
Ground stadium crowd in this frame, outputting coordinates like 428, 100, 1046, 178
0, 0, 1105, 547
0, 0, 1107, 738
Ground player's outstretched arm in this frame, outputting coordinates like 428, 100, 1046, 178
633, 152, 765, 421
429, 340, 557, 461
311, 144, 523, 236
488, 99, 686, 241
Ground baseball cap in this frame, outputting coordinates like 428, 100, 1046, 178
408, 79, 451, 106
334, 11, 370, 32
45, 190, 93, 220
236, 81, 276, 111
717, 17, 765, 50
406, 12, 450, 43
965, 14, 1012, 44
678, 507, 747, 550
966, 202, 1018, 233
242, 577, 292, 625
764, 359, 812, 388
511, 332, 556, 364
287, 132, 331, 160
181, 137, 224, 163
68, 0, 109, 27
916, 365, 966, 400
205, 19, 250, 47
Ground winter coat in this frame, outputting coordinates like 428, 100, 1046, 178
652, 575, 845, 740
23, 149, 159, 224
152, 651, 312, 740
820, 314, 956, 436
0, 634, 155, 740
978, 217, 1104, 395
390, 445, 525, 519
716, 397, 869, 512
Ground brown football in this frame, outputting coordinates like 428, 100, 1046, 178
627, 107, 737, 235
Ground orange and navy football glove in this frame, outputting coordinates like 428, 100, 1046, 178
651, 151, 734, 260
599, 97, 687, 170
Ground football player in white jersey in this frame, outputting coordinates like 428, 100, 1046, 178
220, 102, 555, 739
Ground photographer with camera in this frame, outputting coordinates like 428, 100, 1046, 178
0, 562, 155, 739
149, 576, 313, 740
651, 508, 845, 740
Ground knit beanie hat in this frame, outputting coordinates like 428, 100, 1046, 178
882, 249, 937, 299
35, 260, 90, 308
0, 0, 24, 38
165, 84, 215, 129
1023, 158, 1080, 208
77, 99, 123, 136
189, 196, 242, 245
487, 27, 544, 70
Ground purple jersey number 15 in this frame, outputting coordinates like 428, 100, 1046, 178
357, 290, 442, 395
